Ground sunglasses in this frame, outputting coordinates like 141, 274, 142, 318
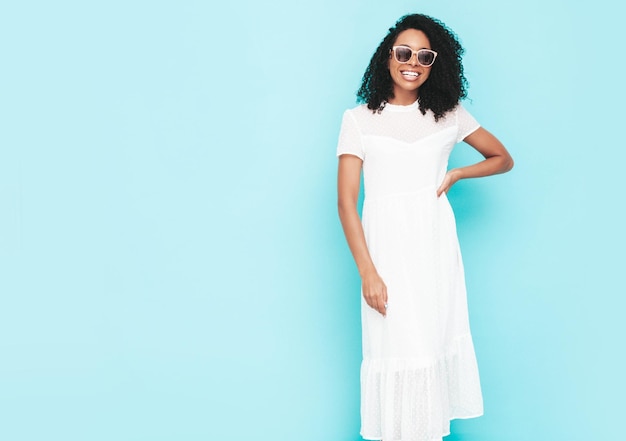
391, 46, 438, 67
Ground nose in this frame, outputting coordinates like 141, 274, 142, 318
408, 52, 419, 66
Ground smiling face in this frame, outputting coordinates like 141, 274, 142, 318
387, 29, 433, 105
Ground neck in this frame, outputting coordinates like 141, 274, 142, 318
387, 90, 418, 106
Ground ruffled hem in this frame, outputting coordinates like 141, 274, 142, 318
360, 334, 483, 441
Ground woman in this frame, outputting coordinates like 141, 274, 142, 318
336, 13, 513, 441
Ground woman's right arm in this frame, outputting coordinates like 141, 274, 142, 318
337, 154, 388, 317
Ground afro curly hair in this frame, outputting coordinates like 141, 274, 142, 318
357, 14, 468, 121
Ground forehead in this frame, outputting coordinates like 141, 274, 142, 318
393, 29, 431, 49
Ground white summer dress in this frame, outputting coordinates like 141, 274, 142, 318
337, 100, 484, 441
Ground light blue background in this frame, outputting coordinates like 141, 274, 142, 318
1, 1, 624, 440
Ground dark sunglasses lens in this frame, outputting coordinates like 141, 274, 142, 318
395, 47, 412, 62
417, 51, 435, 66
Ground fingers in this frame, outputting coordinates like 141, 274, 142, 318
378, 285, 388, 316
372, 298, 385, 316
438, 169, 461, 197
363, 287, 388, 316
437, 177, 450, 197
362, 272, 388, 317
364, 292, 381, 315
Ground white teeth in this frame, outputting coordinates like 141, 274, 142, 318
402, 71, 419, 77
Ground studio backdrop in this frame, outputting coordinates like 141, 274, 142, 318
1, 1, 624, 440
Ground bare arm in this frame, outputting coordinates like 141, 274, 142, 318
437, 127, 514, 196
337, 154, 388, 316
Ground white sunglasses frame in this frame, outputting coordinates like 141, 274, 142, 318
390, 46, 438, 67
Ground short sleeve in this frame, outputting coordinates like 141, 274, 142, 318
455, 104, 480, 143
336, 110, 364, 160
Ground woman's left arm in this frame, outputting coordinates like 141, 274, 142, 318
437, 127, 514, 197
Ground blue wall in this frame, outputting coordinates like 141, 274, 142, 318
1, 1, 624, 440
